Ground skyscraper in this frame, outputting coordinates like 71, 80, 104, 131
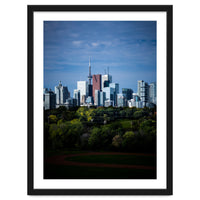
102, 74, 112, 90
103, 86, 114, 102
132, 93, 140, 102
54, 81, 70, 105
110, 83, 119, 106
122, 88, 133, 101
77, 81, 88, 104
92, 74, 101, 103
73, 89, 80, 106
105, 100, 114, 107
149, 82, 157, 104
100, 91, 106, 107
44, 90, 56, 110
94, 90, 100, 106
137, 80, 149, 107
117, 94, 126, 107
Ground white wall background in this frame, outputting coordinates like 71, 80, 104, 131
0, 0, 200, 199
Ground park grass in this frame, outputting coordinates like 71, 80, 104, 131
44, 164, 156, 179
65, 154, 156, 166
44, 152, 156, 179
118, 119, 132, 129
45, 149, 89, 157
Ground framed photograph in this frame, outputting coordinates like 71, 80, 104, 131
28, 5, 173, 195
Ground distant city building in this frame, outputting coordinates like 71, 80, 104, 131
44, 90, 56, 110
43, 88, 48, 94
109, 83, 119, 106
137, 80, 149, 107
136, 101, 143, 108
102, 74, 112, 90
94, 90, 100, 106
149, 82, 156, 104
43, 88, 48, 101
103, 86, 114, 102
117, 94, 126, 107
128, 99, 136, 108
122, 88, 133, 101
132, 93, 140, 102
81, 95, 86, 104
92, 74, 101, 103
55, 81, 70, 105
77, 81, 88, 104
105, 99, 114, 107
146, 102, 156, 108
62, 98, 77, 108
86, 96, 94, 105
100, 91, 106, 107
73, 89, 80, 106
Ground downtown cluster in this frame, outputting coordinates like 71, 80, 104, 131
44, 58, 156, 110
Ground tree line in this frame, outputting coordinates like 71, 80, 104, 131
44, 106, 156, 153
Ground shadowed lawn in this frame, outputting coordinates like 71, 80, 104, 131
44, 152, 156, 179
65, 154, 156, 166
44, 164, 156, 179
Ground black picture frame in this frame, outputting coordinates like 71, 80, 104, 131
28, 5, 173, 195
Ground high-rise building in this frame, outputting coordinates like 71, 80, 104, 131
44, 90, 56, 110
102, 74, 112, 90
73, 89, 80, 106
86, 96, 94, 105
77, 81, 88, 104
128, 99, 136, 108
137, 80, 149, 107
55, 81, 70, 105
149, 82, 156, 104
94, 90, 100, 106
122, 88, 133, 101
43, 88, 48, 94
81, 95, 86, 104
100, 91, 106, 107
43, 88, 48, 101
88, 57, 93, 97
103, 87, 114, 102
92, 74, 101, 103
64, 98, 77, 108
117, 94, 126, 107
132, 93, 140, 102
110, 83, 119, 106
105, 100, 114, 107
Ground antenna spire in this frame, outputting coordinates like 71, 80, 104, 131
88, 56, 92, 85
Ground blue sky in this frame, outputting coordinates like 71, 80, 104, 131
44, 21, 156, 96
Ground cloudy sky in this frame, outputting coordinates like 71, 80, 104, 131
44, 21, 156, 95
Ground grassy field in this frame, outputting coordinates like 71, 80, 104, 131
119, 119, 132, 129
44, 164, 156, 179
65, 154, 156, 166
44, 151, 156, 179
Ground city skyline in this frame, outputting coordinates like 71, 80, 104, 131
44, 21, 156, 95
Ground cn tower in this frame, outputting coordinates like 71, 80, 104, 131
88, 57, 93, 97
88, 56, 92, 85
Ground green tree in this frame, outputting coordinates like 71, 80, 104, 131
48, 115, 57, 123
122, 131, 136, 151
133, 110, 144, 119
139, 119, 156, 135
119, 110, 126, 118
112, 135, 123, 148
49, 124, 63, 149
88, 127, 101, 149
